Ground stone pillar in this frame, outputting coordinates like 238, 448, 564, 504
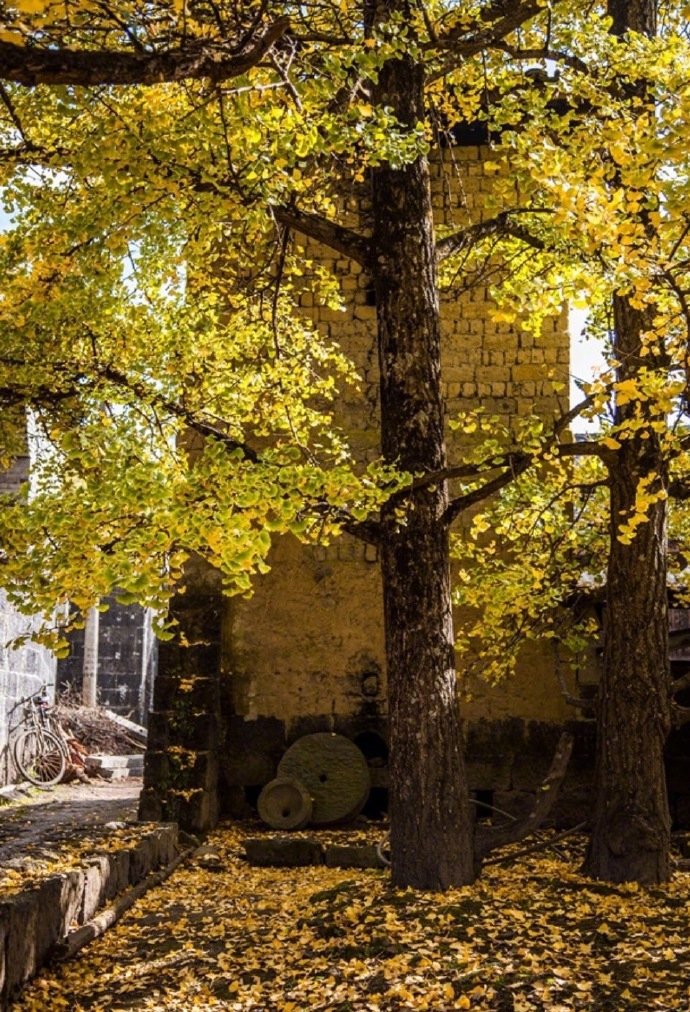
82, 605, 99, 708
139, 557, 223, 833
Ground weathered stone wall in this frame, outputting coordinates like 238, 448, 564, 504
0, 454, 57, 784
0, 590, 58, 785
0, 456, 29, 497
222, 144, 581, 815
140, 556, 223, 832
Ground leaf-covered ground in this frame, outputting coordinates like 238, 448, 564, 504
13, 824, 690, 1011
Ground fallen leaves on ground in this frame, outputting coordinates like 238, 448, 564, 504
13, 825, 690, 1011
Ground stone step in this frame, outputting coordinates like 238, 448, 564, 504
84, 755, 145, 781
244, 835, 388, 869
86, 755, 144, 770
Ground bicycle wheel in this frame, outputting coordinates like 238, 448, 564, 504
13, 729, 67, 788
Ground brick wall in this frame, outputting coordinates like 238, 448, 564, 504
0, 456, 29, 495
207, 144, 598, 821
226, 145, 570, 727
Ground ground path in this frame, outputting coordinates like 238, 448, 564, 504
9, 818, 690, 1011
0, 780, 140, 867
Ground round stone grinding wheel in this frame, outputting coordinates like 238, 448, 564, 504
277, 733, 371, 825
257, 777, 313, 830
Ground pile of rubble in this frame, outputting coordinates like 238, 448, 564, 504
54, 698, 145, 756
53, 694, 146, 783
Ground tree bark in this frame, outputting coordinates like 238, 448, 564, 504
583, 0, 671, 886
608, 0, 656, 37
371, 28, 475, 889
583, 296, 671, 884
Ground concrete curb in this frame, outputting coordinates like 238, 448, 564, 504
0, 822, 178, 1009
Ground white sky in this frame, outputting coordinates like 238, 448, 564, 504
569, 307, 605, 432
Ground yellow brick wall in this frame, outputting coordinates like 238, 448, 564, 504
226, 145, 573, 730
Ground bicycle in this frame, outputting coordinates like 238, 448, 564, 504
11, 686, 68, 788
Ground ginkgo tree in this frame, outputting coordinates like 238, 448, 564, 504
446, 0, 690, 884
1, 0, 690, 890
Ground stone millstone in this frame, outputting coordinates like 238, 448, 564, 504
257, 777, 313, 830
277, 733, 370, 825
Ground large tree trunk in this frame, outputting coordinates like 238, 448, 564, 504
372, 36, 475, 890
583, 296, 671, 884
583, 0, 671, 886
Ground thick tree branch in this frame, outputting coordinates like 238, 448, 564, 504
557, 440, 608, 458
671, 701, 690, 728
0, 80, 28, 139
433, 1, 545, 55
0, 18, 290, 87
671, 670, 690, 695
484, 821, 587, 866
412, 453, 522, 490
441, 397, 601, 525
441, 439, 607, 525
0, 142, 59, 164
272, 206, 371, 265
429, 0, 551, 80
304, 502, 380, 546
437, 209, 553, 262
443, 457, 532, 525
408, 396, 596, 500
669, 476, 690, 500
0, 384, 79, 408
541, 394, 593, 441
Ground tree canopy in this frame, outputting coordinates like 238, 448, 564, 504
3, 0, 690, 886
0, 1, 688, 638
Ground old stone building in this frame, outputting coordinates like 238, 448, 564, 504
221, 141, 581, 821
141, 137, 602, 830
